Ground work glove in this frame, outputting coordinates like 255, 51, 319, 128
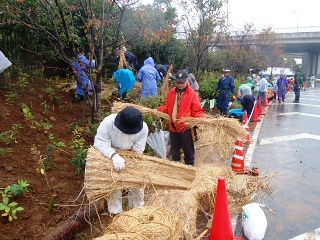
112, 154, 126, 171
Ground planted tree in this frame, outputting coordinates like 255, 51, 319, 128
3, 0, 176, 122
179, 0, 227, 78
214, 23, 285, 78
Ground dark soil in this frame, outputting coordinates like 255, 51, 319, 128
0, 75, 114, 239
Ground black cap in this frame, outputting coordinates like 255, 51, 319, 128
114, 106, 143, 134
175, 70, 188, 82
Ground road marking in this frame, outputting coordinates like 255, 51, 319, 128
279, 112, 320, 118
260, 133, 320, 145
244, 120, 262, 167
299, 98, 320, 101
287, 103, 320, 107
288, 227, 320, 240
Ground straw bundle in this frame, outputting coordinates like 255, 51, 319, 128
181, 116, 246, 162
159, 64, 173, 95
94, 233, 148, 240
104, 206, 178, 240
145, 189, 198, 240
192, 163, 272, 215
85, 146, 196, 202
111, 101, 170, 121
145, 163, 233, 239
145, 162, 272, 239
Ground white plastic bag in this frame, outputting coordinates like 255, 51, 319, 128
242, 203, 267, 240
0, 51, 12, 73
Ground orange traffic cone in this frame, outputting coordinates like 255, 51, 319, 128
209, 177, 244, 240
242, 111, 248, 125
250, 102, 260, 122
243, 125, 252, 144
231, 138, 245, 172
264, 92, 269, 107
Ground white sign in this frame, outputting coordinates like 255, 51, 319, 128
210, 99, 215, 109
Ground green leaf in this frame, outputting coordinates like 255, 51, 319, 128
4, 186, 11, 194
8, 202, 18, 208
9, 184, 21, 196
3, 197, 9, 205
18, 179, 30, 188
56, 142, 65, 147
15, 207, 24, 211
0, 203, 6, 210
5, 206, 10, 213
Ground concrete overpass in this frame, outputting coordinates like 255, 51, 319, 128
274, 26, 320, 77
218, 26, 320, 77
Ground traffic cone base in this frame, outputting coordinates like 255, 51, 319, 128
231, 139, 245, 172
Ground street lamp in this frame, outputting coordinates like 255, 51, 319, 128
294, 12, 298, 33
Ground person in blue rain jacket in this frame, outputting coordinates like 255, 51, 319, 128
113, 68, 136, 99
72, 48, 95, 101
137, 57, 161, 98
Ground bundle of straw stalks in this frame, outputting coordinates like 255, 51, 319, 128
112, 101, 170, 121
94, 233, 148, 240
181, 116, 246, 162
145, 162, 272, 239
104, 206, 179, 240
145, 189, 198, 240
85, 146, 196, 202
159, 64, 173, 95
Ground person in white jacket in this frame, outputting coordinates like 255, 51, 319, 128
93, 106, 149, 214
257, 74, 269, 105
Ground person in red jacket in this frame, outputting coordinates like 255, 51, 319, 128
157, 70, 204, 166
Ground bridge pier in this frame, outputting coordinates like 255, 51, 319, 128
301, 52, 320, 78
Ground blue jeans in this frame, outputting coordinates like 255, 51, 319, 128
259, 91, 265, 105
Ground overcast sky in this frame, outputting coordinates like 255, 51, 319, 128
140, 0, 320, 32
225, 0, 320, 31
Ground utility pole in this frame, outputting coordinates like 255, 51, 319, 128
294, 12, 298, 33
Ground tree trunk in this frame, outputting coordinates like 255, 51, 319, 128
43, 199, 107, 240
94, 82, 102, 123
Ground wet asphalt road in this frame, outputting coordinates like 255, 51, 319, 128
237, 84, 320, 240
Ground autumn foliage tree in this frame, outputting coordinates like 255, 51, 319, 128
2, 0, 176, 121
179, 0, 227, 78
213, 24, 284, 78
